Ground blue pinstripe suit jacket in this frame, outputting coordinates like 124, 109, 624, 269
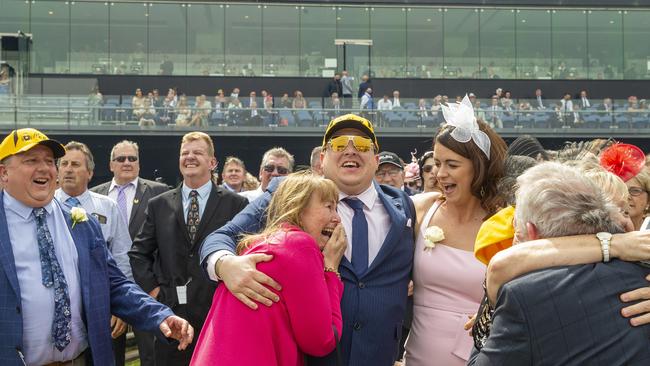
0, 192, 173, 366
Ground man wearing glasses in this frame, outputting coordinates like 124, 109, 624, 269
240, 147, 293, 202
201, 114, 415, 366
375, 151, 415, 195
91, 140, 169, 366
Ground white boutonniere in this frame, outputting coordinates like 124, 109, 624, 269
70, 207, 89, 228
424, 226, 445, 250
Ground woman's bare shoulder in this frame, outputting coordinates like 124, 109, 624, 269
412, 192, 443, 212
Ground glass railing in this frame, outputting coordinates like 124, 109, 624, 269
1, 94, 648, 131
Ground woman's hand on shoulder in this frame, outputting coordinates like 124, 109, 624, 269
322, 224, 347, 269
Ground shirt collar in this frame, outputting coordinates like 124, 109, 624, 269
339, 183, 377, 210
4, 190, 55, 220
56, 188, 91, 206
182, 180, 213, 200
109, 177, 139, 193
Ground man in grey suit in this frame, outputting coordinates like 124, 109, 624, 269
91, 140, 168, 366
469, 162, 650, 366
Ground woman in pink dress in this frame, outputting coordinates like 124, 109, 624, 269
191, 172, 346, 366
404, 95, 507, 366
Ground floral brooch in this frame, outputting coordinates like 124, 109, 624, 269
70, 207, 89, 228
424, 226, 445, 250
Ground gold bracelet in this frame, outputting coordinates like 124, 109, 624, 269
324, 266, 341, 279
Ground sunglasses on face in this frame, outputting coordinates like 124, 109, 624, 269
406, 181, 419, 188
629, 187, 647, 197
328, 135, 374, 153
113, 155, 138, 163
422, 164, 434, 173
263, 164, 290, 175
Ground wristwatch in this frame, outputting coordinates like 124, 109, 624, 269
596, 232, 612, 263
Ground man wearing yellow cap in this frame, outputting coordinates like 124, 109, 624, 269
0, 128, 194, 366
200, 114, 416, 366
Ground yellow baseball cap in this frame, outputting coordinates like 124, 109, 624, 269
474, 205, 515, 265
322, 113, 379, 151
0, 128, 65, 161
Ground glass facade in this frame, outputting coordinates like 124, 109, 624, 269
1, 1, 649, 80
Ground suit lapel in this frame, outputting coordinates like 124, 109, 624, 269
366, 183, 406, 275
0, 191, 20, 298
129, 178, 147, 226
191, 183, 220, 250
173, 186, 191, 245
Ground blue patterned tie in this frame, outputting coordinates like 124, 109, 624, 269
65, 196, 81, 207
342, 198, 369, 274
33, 208, 72, 352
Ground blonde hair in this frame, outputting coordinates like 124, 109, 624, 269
181, 131, 215, 157
629, 168, 650, 192
237, 171, 338, 254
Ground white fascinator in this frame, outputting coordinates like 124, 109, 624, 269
440, 94, 491, 160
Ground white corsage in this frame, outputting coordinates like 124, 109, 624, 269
424, 226, 445, 250
70, 207, 89, 228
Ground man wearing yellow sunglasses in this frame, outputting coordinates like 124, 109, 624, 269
201, 113, 416, 366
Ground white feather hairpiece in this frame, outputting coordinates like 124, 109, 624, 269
440, 94, 491, 160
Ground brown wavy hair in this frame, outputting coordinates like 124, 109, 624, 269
236, 170, 339, 254
435, 119, 507, 217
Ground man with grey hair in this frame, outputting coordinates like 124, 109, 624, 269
469, 162, 650, 365
90, 139, 168, 366
240, 147, 293, 202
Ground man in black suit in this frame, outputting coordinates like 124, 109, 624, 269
469, 162, 650, 366
90, 140, 169, 366
129, 132, 248, 366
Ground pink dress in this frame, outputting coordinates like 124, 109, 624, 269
190, 226, 343, 366
404, 201, 485, 366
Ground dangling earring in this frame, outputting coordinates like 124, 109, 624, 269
480, 186, 486, 198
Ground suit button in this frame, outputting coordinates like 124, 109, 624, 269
353, 322, 362, 330
15, 306, 20, 314
188, 254, 194, 258
358, 282, 365, 289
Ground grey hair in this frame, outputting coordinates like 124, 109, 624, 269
515, 162, 623, 240
310, 146, 322, 170
110, 140, 140, 161
261, 147, 294, 172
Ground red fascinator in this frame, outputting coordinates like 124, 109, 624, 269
599, 143, 646, 182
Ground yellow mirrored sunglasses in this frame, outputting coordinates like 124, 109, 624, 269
327, 135, 374, 153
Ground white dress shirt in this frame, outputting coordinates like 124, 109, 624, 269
338, 184, 390, 266
239, 187, 264, 202
377, 99, 393, 111
107, 177, 139, 223
5, 192, 87, 365
55, 189, 133, 281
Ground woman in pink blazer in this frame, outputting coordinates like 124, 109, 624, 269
191, 172, 346, 366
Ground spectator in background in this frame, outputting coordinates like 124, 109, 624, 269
160, 88, 178, 125
151, 89, 162, 109
375, 151, 411, 195
487, 95, 503, 129
159, 56, 174, 75
214, 89, 226, 110
360, 88, 374, 111
418, 99, 429, 118
226, 97, 243, 126
0, 64, 11, 94
533, 88, 545, 109
310, 146, 323, 175
230, 87, 240, 99
241, 147, 294, 202
132, 88, 146, 121
221, 156, 247, 193
599, 97, 614, 114
358, 74, 371, 99
138, 98, 157, 127
418, 151, 438, 193
175, 96, 192, 126
431, 95, 443, 117
341, 70, 355, 109
292, 90, 306, 109
91, 139, 170, 366
578, 89, 591, 109
560, 93, 574, 125
242, 172, 260, 191
87, 86, 103, 124
392, 90, 402, 109
377, 95, 393, 111
326, 73, 343, 100
280, 93, 292, 108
